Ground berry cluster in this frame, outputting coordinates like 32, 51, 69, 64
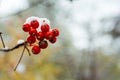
22, 17, 59, 55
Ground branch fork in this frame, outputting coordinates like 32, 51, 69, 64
0, 32, 31, 71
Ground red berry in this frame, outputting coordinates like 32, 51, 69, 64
27, 36, 36, 44
41, 23, 50, 32
22, 23, 31, 32
39, 40, 48, 49
29, 28, 37, 36
45, 31, 54, 40
32, 45, 41, 55
52, 29, 59, 37
49, 37, 57, 43
36, 32, 44, 41
30, 20, 39, 29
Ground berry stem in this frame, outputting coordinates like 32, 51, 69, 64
14, 46, 25, 71
0, 32, 5, 48
25, 46, 31, 56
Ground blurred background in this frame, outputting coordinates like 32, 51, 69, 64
0, 0, 120, 80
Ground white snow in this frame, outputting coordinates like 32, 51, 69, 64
25, 16, 40, 24
25, 16, 51, 32
17, 39, 25, 44
25, 16, 50, 25
2, 46, 9, 50
40, 18, 50, 26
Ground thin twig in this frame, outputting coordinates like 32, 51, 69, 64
14, 46, 26, 71
25, 46, 31, 56
0, 32, 5, 48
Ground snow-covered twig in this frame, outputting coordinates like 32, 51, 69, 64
0, 41, 27, 52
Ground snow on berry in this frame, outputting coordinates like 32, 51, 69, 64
24, 16, 50, 32
41, 23, 50, 32
25, 16, 40, 24
22, 16, 59, 55
30, 20, 39, 29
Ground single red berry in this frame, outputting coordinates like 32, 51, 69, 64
30, 20, 39, 29
32, 45, 41, 55
27, 36, 36, 44
49, 37, 57, 44
41, 23, 50, 32
36, 32, 44, 41
45, 31, 54, 40
39, 40, 48, 49
29, 28, 37, 36
22, 23, 31, 32
52, 29, 59, 37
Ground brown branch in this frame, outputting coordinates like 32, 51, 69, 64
0, 41, 27, 52
0, 40, 31, 71
0, 40, 31, 57
0, 32, 5, 48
